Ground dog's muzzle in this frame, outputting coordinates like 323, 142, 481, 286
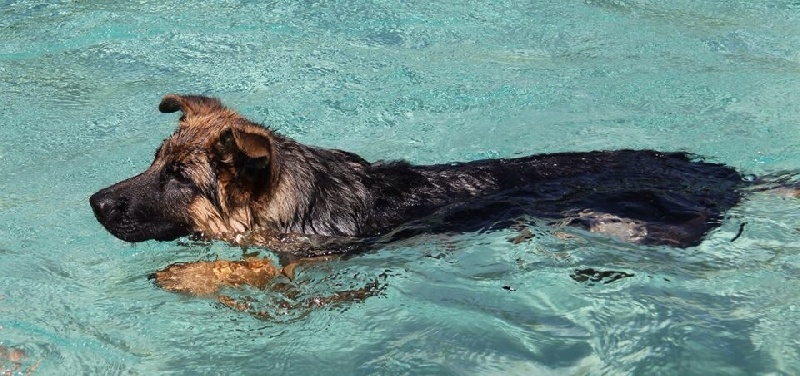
89, 186, 191, 243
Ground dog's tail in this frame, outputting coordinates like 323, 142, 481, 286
744, 171, 800, 198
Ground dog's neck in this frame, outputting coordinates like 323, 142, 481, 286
246, 135, 374, 237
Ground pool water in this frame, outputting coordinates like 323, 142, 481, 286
2, 0, 800, 374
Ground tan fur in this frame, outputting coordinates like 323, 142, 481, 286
258, 173, 302, 229
152, 96, 281, 240
188, 196, 251, 239
153, 258, 282, 296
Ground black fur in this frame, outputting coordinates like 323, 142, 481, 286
268, 143, 744, 247
90, 170, 194, 242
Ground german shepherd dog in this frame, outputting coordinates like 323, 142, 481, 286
90, 94, 790, 301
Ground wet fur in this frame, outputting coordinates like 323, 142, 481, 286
89, 94, 763, 298
91, 94, 748, 253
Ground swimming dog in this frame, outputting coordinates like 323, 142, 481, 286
90, 94, 777, 296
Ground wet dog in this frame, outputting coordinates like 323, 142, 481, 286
89, 94, 779, 297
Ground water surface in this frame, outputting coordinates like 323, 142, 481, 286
1, 1, 800, 374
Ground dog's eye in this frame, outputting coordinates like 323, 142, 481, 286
164, 164, 192, 185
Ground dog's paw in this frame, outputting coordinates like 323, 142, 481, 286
153, 258, 281, 296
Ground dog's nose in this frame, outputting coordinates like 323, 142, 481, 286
89, 191, 127, 223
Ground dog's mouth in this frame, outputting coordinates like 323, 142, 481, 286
109, 221, 191, 243
93, 214, 191, 243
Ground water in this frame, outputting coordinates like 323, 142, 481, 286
1, 0, 799, 374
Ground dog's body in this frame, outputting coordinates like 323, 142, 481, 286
90, 95, 800, 300
91, 94, 753, 258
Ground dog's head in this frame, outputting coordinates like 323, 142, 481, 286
90, 94, 280, 242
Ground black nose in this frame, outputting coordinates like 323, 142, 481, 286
89, 190, 128, 224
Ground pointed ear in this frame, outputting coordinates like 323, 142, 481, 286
216, 126, 280, 195
232, 129, 270, 159
218, 127, 272, 168
159, 94, 225, 117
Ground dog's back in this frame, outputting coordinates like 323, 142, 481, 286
358, 150, 744, 247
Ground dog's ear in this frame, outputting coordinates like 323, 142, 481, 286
217, 127, 272, 169
159, 94, 225, 118
216, 127, 278, 195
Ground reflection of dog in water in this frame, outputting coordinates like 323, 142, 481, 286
90, 94, 795, 313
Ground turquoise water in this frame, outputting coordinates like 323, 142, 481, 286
1, 0, 800, 374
